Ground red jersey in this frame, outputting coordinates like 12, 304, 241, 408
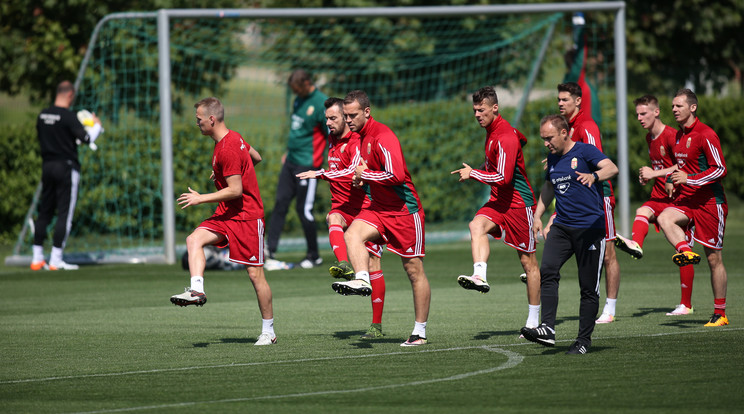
569, 106, 613, 198
357, 117, 423, 216
671, 118, 727, 206
211, 130, 264, 220
316, 130, 370, 211
646, 125, 678, 200
469, 115, 535, 210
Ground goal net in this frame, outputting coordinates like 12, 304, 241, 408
8, 5, 622, 265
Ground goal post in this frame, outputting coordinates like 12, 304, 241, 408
6, 2, 627, 266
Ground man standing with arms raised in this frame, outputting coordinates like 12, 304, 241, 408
331, 90, 431, 347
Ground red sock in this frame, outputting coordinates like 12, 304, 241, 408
675, 241, 692, 253
679, 265, 694, 309
714, 298, 726, 316
370, 270, 385, 324
328, 225, 347, 262
631, 216, 650, 247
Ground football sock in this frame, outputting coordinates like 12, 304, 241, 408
526, 304, 540, 328
679, 265, 694, 309
602, 298, 617, 316
631, 216, 650, 247
32, 245, 45, 263
412, 321, 427, 338
675, 241, 692, 253
370, 270, 385, 324
473, 262, 487, 280
50, 246, 64, 265
328, 225, 347, 262
714, 298, 726, 316
262, 318, 275, 335
190, 276, 204, 293
355, 271, 370, 284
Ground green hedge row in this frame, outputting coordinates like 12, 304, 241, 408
2, 94, 741, 244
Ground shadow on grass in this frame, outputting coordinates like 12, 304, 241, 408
193, 337, 255, 348
632, 307, 672, 317
333, 330, 403, 348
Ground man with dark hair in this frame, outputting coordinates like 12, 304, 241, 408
296, 97, 387, 340
557, 81, 621, 325
265, 69, 328, 270
521, 114, 618, 355
451, 86, 540, 331
170, 97, 277, 346
31, 80, 103, 271
331, 90, 431, 347
656, 88, 729, 327
616, 95, 696, 316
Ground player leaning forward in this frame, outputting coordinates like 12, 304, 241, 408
170, 97, 277, 346
331, 90, 431, 347
451, 86, 540, 331
521, 115, 618, 355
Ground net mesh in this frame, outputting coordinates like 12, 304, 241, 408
14, 10, 616, 263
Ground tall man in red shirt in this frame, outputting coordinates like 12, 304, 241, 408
331, 90, 431, 347
170, 97, 277, 346
615, 95, 696, 316
557, 82, 621, 324
297, 97, 387, 340
451, 86, 540, 330
657, 89, 729, 327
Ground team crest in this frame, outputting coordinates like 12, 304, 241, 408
340, 143, 347, 153
659, 145, 665, 157
686, 137, 692, 148
307, 106, 315, 116
571, 157, 578, 169
367, 142, 372, 154
568, 127, 575, 140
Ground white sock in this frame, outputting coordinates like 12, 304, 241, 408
526, 304, 540, 328
50, 246, 63, 265
32, 245, 45, 263
603, 298, 617, 316
355, 271, 370, 284
412, 321, 427, 338
262, 318, 275, 336
473, 262, 487, 280
190, 276, 204, 293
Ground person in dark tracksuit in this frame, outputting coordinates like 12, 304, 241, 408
521, 114, 618, 355
265, 69, 328, 269
31, 80, 102, 271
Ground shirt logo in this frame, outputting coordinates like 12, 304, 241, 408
660, 146, 665, 157
340, 143, 347, 154
571, 157, 578, 169
557, 182, 570, 194
367, 143, 372, 154
686, 137, 692, 148
568, 127, 575, 140
307, 106, 315, 116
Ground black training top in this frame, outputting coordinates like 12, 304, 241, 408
36, 106, 89, 167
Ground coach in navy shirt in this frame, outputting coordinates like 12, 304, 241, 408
521, 114, 618, 355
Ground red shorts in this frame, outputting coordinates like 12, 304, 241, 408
197, 217, 265, 266
667, 202, 726, 250
603, 196, 617, 241
476, 202, 537, 253
328, 208, 384, 258
639, 198, 675, 233
354, 209, 425, 258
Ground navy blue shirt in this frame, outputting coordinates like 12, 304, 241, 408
545, 142, 608, 229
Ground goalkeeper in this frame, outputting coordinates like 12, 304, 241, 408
31, 80, 102, 271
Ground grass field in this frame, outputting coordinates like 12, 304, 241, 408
2, 206, 744, 413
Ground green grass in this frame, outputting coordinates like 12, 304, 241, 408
2, 219, 744, 414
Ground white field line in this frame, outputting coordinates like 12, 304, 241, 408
66, 346, 523, 414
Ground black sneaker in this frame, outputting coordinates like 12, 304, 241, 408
520, 323, 555, 347
329, 260, 355, 280
566, 340, 589, 355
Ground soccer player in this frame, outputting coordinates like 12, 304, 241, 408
296, 97, 387, 340
521, 114, 618, 355
656, 88, 729, 327
557, 82, 621, 324
615, 95, 696, 316
265, 69, 328, 269
170, 97, 277, 346
451, 86, 540, 331
31, 80, 103, 271
331, 90, 431, 347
